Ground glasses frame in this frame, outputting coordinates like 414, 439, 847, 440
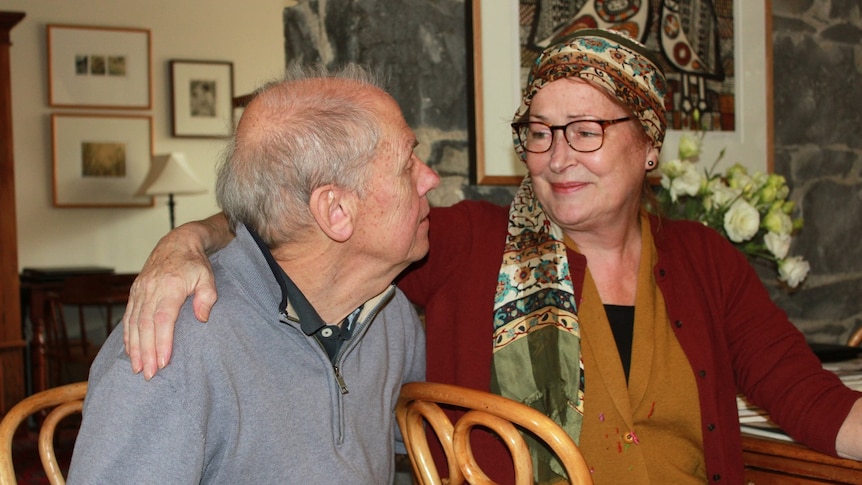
512, 117, 632, 154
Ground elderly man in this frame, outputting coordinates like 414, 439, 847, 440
67, 64, 438, 484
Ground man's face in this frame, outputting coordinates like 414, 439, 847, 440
355, 94, 440, 273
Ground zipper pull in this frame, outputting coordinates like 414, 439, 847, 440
334, 366, 349, 395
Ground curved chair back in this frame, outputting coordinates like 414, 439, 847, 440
0, 382, 88, 485
396, 381, 592, 485
43, 274, 131, 388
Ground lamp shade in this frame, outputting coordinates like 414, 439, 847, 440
136, 153, 207, 197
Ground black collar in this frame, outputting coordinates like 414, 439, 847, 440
247, 226, 327, 336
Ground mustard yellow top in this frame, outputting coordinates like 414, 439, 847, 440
569, 216, 706, 484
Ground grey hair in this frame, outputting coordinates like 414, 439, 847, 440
215, 63, 385, 246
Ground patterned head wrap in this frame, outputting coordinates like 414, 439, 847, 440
512, 28, 667, 157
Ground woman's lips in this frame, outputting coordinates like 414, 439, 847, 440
550, 181, 588, 193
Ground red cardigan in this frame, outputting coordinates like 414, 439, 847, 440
396, 200, 860, 484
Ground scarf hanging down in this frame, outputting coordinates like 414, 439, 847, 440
490, 175, 584, 482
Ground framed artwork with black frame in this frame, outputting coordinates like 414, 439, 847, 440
169, 59, 234, 138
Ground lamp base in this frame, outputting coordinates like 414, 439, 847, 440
167, 193, 176, 229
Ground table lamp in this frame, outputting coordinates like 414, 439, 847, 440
136, 152, 207, 229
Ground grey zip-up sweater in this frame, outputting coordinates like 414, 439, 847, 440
68, 225, 426, 484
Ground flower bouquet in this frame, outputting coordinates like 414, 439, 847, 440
654, 132, 810, 288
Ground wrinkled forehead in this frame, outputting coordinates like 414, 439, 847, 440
371, 92, 415, 144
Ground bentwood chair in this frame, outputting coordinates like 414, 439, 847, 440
396, 382, 593, 485
0, 381, 88, 485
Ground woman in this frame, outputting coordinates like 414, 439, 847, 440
123, 29, 862, 484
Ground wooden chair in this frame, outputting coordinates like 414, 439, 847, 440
848, 326, 862, 347
43, 274, 130, 387
0, 381, 87, 485
396, 382, 592, 485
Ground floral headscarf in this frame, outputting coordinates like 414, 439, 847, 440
512, 28, 668, 157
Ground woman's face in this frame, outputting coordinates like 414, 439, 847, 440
524, 78, 658, 233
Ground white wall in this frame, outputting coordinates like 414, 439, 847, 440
6, 0, 285, 272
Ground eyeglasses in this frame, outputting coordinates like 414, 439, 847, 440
512, 117, 632, 154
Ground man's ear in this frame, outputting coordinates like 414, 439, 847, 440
309, 184, 354, 243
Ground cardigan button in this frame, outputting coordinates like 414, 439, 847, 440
622, 431, 639, 444
707, 423, 716, 431
698, 370, 707, 377
712, 473, 721, 481
659, 269, 666, 276
675, 320, 683, 328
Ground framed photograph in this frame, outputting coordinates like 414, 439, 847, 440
51, 113, 155, 208
470, 0, 773, 185
47, 24, 152, 109
170, 60, 234, 138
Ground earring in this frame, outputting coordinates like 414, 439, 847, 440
647, 160, 655, 167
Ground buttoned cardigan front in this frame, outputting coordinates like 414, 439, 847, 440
397, 200, 860, 484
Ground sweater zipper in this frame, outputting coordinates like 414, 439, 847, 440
329, 291, 391, 395
295, 287, 394, 445
280, 310, 350, 395
307, 335, 350, 395
333, 365, 348, 394
328, 328, 359, 445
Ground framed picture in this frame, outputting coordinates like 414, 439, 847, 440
51, 113, 155, 208
470, 0, 773, 185
170, 60, 234, 138
47, 24, 152, 109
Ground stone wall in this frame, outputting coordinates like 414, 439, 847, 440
282, 0, 515, 208
769, 0, 862, 343
285, 0, 862, 342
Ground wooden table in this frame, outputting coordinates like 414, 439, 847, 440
743, 434, 862, 484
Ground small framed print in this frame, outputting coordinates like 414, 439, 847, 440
170, 60, 235, 138
51, 113, 155, 208
47, 24, 152, 109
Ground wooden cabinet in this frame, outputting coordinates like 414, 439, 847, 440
743, 434, 862, 484
0, 11, 26, 415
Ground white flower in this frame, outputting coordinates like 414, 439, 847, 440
764, 232, 791, 259
758, 185, 778, 204
779, 256, 811, 288
729, 172, 755, 195
660, 158, 686, 185
763, 208, 794, 236
704, 178, 741, 211
723, 199, 760, 243
750, 171, 769, 192
655, 132, 811, 290
757, 173, 787, 204
669, 162, 704, 202
678, 133, 702, 160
